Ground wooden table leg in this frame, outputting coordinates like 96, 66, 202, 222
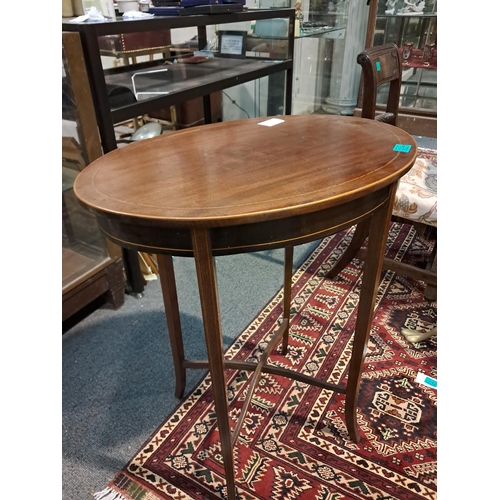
326, 218, 370, 280
191, 227, 236, 500
122, 248, 145, 294
157, 254, 186, 399
345, 185, 397, 443
281, 246, 293, 355
423, 251, 437, 301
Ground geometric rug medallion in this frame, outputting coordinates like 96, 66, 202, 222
95, 221, 437, 500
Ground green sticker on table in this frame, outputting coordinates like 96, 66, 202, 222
376, 61, 381, 71
393, 144, 412, 153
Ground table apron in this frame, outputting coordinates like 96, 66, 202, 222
95, 185, 392, 257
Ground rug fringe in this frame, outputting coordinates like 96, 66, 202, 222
94, 487, 127, 500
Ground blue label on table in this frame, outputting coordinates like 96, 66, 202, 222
376, 61, 381, 71
393, 144, 412, 153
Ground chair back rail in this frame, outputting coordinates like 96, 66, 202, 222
357, 43, 402, 126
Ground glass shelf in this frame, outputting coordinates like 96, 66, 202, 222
62, 9, 295, 132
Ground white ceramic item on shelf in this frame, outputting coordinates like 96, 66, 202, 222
130, 122, 163, 141
81, 0, 115, 17
117, 0, 139, 12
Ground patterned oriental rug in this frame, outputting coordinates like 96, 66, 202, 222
96, 222, 437, 500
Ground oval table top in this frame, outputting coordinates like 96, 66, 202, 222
74, 115, 417, 228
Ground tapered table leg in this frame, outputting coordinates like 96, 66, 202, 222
345, 184, 397, 443
122, 248, 146, 294
281, 246, 293, 355
157, 254, 186, 399
191, 227, 236, 500
326, 219, 370, 280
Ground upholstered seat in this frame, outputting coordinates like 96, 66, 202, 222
393, 148, 437, 227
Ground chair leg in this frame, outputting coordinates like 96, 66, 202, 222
326, 219, 369, 280
423, 251, 437, 301
329, 216, 437, 301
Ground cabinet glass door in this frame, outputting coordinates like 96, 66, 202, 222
62, 47, 111, 291
373, 0, 437, 114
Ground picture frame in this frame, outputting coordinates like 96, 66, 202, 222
218, 30, 247, 58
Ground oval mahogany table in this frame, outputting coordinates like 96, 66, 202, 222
74, 114, 417, 500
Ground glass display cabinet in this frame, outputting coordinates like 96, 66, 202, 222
223, 0, 348, 117
364, 0, 437, 136
291, 0, 348, 115
62, 32, 126, 322
62, 9, 295, 150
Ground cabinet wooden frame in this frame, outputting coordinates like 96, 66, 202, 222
62, 32, 125, 321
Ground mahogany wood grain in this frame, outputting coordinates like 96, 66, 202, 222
358, 43, 402, 127
327, 218, 370, 280
74, 114, 417, 500
157, 254, 186, 399
191, 226, 235, 494
231, 319, 288, 448
74, 115, 415, 227
281, 246, 293, 355
344, 183, 397, 442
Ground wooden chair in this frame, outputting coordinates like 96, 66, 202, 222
327, 43, 437, 300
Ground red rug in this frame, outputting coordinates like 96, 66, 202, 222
96, 222, 437, 500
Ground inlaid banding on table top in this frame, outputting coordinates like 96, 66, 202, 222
94, 188, 390, 256
74, 115, 417, 225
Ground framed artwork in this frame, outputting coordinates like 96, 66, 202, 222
218, 30, 247, 58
